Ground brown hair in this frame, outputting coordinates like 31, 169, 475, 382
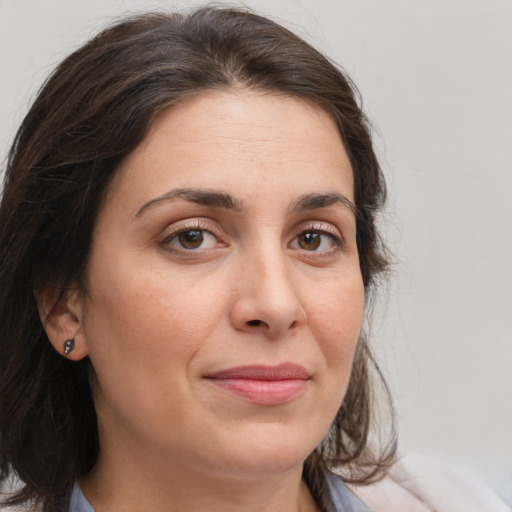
0, 6, 395, 511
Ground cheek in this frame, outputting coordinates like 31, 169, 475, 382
81, 263, 231, 434
307, 274, 365, 370
82, 262, 227, 375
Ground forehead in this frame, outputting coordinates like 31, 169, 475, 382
108, 90, 354, 210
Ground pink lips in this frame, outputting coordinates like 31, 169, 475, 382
205, 363, 310, 406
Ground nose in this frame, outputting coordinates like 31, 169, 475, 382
230, 250, 306, 339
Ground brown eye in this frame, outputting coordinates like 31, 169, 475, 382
292, 230, 340, 254
298, 232, 321, 250
162, 224, 223, 254
177, 229, 204, 249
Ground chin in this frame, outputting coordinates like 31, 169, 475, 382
202, 423, 324, 479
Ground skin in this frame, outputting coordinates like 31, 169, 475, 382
41, 90, 365, 512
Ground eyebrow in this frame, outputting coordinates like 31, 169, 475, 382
135, 188, 243, 217
135, 188, 356, 218
290, 192, 356, 216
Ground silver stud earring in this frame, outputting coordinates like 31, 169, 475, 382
63, 338, 75, 356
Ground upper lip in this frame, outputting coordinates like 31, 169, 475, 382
205, 363, 310, 381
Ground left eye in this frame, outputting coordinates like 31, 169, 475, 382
293, 231, 338, 251
166, 229, 219, 250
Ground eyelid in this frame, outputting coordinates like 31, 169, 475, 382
159, 218, 227, 253
161, 218, 218, 237
289, 221, 346, 253
294, 221, 344, 241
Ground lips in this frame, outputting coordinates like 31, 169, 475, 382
204, 363, 310, 406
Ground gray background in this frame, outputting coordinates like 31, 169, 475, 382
1, 0, 510, 502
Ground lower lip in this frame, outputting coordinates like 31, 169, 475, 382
207, 378, 308, 406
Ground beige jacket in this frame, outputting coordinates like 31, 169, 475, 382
349, 453, 511, 512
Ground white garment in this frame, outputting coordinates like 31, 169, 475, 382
349, 453, 511, 512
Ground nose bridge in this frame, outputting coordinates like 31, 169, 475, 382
232, 234, 305, 336
252, 241, 294, 301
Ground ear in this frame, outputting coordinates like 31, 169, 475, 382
35, 285, 89, 361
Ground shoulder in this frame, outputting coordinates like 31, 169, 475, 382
0, 498, 40, 512
0, 502, 39, 512
325, 472, 372, 511
347, 453, 511, 512
0, 479, 39, 512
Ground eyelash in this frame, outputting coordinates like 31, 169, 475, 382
159, 220, 344, 256
159, 220, 226, 255
290, 223, 345, 255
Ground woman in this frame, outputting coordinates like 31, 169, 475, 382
1, 6, 506, 512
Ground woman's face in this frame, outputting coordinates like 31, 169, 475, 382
75, 91, 365, 479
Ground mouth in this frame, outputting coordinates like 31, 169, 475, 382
204, 363, 310, 406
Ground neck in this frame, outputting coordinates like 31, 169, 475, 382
80, 447, 319, 512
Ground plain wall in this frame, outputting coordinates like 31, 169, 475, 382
1, 0, 511, 501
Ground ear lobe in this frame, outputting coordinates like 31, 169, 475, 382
35, 286, 89, 361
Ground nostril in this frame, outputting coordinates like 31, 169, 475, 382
247, 320, 262, 327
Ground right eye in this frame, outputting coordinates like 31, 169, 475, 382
163, 228, 220, 251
